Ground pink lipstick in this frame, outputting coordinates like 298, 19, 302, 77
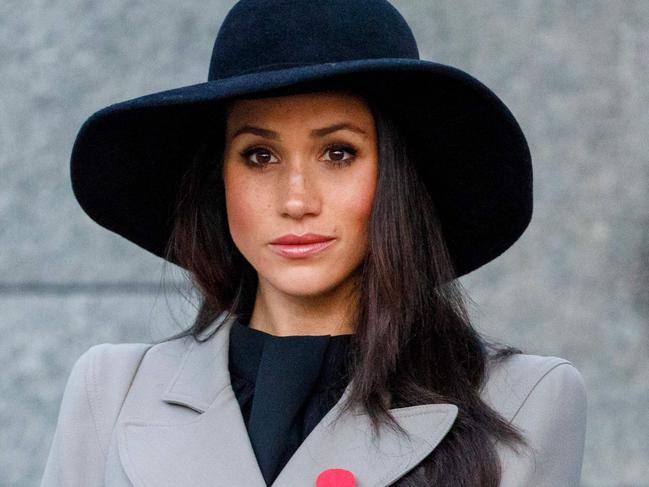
268, 233, 336, 259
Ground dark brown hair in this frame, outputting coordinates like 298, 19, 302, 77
158, 80, 530, 486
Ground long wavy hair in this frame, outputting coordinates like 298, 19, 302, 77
157, 78, 530, 486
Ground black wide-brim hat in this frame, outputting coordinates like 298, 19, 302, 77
71, 0, 532, 278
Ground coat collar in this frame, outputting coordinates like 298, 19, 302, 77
116, 312, 458, 487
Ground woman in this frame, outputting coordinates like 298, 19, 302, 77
41, 0, 587, 486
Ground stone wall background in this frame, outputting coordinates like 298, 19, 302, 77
1, 1, 647, 485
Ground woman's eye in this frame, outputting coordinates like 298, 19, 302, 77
323, 144, 357, 166
241, 147, 278, 166
240, 144, 357, 168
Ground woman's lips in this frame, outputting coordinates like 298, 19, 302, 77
268, 238, 336, 258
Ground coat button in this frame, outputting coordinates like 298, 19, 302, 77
316, 468, 355, 487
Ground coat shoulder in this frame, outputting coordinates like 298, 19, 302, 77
76, 342, 155, 448
480, 353, 588, 486
41, 341, 157, 486
480, 352, 587, 423
79, 336, 194, 409
84, 334, 194, 385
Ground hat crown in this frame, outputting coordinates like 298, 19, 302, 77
208, 0, 420, 81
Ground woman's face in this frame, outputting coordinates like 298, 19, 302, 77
222, 90, 378, 299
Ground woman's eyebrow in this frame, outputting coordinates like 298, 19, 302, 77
231, 122, 367, 140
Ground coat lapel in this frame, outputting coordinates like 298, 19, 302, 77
116, 312, 458, 487
271, 390, 457, 487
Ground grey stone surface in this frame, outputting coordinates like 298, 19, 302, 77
2, 0, 647, 486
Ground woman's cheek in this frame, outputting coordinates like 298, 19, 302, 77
338, 171, 376, 226
225, 175, 265, 251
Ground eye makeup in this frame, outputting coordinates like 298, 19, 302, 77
239, 142, 359, 169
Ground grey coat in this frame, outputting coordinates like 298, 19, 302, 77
41, 312, 587, 486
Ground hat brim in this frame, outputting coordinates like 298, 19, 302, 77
70, 58, 532, 277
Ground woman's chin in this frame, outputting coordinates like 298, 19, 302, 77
264, 272, 347, 298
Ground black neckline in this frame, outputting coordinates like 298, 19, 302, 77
228, 318, 353, 391
235, 318, 354, 339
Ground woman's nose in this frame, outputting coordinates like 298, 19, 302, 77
280, 165, 321, 218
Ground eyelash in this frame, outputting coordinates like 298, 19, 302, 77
239, 143, 358, 168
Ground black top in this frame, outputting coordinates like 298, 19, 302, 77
228, 318, 353, 486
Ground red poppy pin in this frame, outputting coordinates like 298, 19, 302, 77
316, 468, 356, 487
